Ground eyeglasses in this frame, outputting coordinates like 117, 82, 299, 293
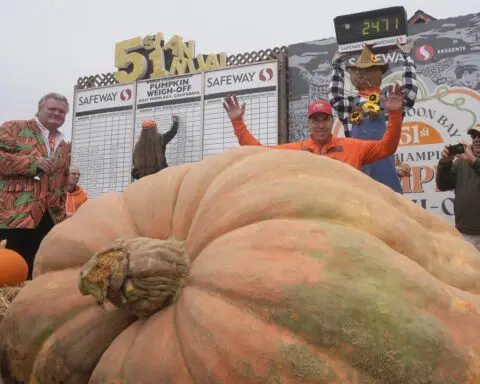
471, 133, 480, 139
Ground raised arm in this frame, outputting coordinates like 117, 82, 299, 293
162, 115, 179, 145
0, 122, 41, 176
224, 95, 305, 150
436, 146, 459, 191
397, 39, 418, 110
223, 95, 261, 146
359, 84, 404, 165
328, 52, 357, 121
455, 142, 480, 177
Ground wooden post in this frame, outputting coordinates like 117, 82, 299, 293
277, 49, 289, 144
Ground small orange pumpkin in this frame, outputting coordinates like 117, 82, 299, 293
0, 240, 28, 286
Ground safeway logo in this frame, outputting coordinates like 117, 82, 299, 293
120, 88, 132, 101
259, 68, 274, 82
415, 45, 434, 62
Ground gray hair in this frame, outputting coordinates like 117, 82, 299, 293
37, 92, 70, 114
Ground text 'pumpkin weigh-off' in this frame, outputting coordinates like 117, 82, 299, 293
1, 146, 480, 383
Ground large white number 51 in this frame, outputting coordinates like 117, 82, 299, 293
113, 37, 147, 83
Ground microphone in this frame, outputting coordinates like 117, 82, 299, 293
33, 155, 56, 181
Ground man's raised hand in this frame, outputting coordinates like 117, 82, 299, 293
223, 95, 246, 122
332, 51, 349, 64
382, 84, 403, 112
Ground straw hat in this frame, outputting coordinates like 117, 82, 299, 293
347, 45, 388, 73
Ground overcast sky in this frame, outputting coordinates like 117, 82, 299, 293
1, 0, 478, 141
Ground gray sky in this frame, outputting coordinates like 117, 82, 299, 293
1, 0, 478, 141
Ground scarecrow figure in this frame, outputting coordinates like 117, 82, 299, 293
328, 41, 417, 193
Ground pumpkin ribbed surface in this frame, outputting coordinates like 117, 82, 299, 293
0, 146, 479, 383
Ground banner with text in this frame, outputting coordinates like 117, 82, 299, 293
287, 12, 480, 224
71, 61, 282, 199
136, 74, 202, 106
74, 84, 136, 116
204, 62, 278, 97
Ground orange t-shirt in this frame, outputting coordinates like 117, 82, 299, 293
231, 111, 403, 170
66, 186, 88, 215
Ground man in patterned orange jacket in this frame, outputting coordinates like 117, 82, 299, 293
0, 93, 71, 279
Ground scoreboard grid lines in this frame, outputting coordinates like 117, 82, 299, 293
72, 61, 279, 198
72, 95, 136, 198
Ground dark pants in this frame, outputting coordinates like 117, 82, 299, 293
0, 214, 54, 280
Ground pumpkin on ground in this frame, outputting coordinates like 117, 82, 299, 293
0, 146, 480, 383
0, 240, 28, 287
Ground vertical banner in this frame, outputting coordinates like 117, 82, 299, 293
202, 62, 279, 158
135, 74, 203, 166
72, 83, 136, 198
287, 12, 480, 224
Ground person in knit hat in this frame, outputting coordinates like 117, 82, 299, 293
65, 165, 87, 217
328, 41, 418, 194
131, 115, 179, 180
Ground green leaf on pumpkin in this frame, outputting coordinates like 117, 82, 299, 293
36, 134, 45, 145
14, 192, 38, 207
16, 143, 33, 151
10, 212, 27, 220
18, 128, 35, 138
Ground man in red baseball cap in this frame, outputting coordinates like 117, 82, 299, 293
223, 86, 404, 172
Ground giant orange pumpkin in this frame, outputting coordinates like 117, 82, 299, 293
1, 146, 480, 383
0, 240, 28, 286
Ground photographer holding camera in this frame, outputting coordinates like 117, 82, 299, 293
436, 123, 480, 251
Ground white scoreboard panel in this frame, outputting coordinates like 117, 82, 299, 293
135, 74, 203, 166
71, 60, 280, 198
203, 62, 278, 158
71, 83, 136, 198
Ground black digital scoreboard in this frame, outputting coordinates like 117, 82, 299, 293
334, 6, 408, 53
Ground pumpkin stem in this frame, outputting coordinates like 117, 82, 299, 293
78, 237, 189, 318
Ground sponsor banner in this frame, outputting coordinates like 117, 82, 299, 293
74, 84, 135, 114
136, 74, 202, 106
395, 84, 476, 220
204, 62, 277, 96
287, 12, 480, 223
338, 35, 407, 53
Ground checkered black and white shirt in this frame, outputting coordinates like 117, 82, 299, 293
328, 54, 418, 137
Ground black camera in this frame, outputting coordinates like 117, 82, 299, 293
447, 143, 466, 156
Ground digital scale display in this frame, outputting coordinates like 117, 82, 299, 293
334, 6, 408, 53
